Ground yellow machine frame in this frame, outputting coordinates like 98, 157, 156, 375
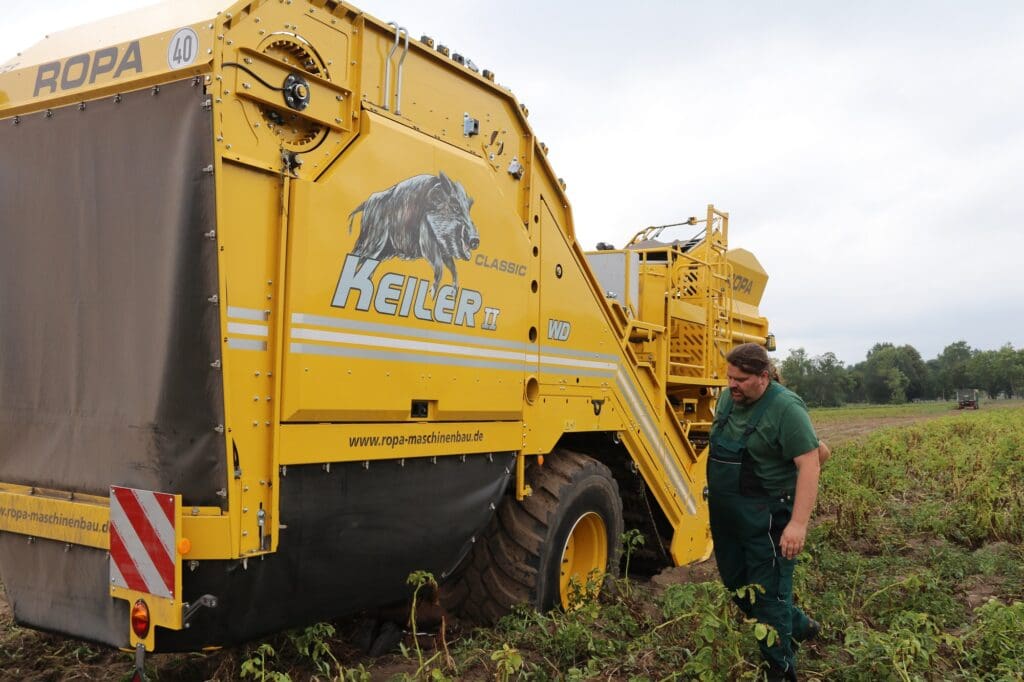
0, 0, 772, 650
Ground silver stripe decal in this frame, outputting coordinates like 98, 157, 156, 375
616, 368, 698, 515
539, 344, 620, 363
289, 312, 687, 512
539, 365, 616, 379
288, 313, 614, 372
227, 306, 269, 321
227, 322, 269, 337
292, 312, 528, 352
227, 338, 268, 351
539, 353, 617, 371
291, 342, 528, 372
291, 327, 530, 363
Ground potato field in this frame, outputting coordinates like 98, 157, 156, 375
2, 401, 1022, 681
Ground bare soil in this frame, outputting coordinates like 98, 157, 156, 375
816, 415, 928, 445
812, 399, 1023, 448
814, 412, 946, 447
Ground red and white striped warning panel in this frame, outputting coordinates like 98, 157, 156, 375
109, 486, 177, 600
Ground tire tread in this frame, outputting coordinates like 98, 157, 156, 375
442, 448, 624, 624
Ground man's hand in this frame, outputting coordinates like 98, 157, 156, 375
779, 519, 807, 559
818, 440, 832, 465
781, 449, 821, 560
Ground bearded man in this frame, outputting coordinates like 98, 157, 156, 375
708, 343, 824, 681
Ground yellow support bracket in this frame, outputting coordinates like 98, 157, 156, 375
233, 47, 352, 132
515, 452, 533, 501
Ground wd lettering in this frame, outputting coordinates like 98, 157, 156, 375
547, 319, 571, 341
34, 41, 143, 97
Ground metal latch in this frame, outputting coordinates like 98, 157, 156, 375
182, 594, 218, 628
463, 113, 479, 137
507, 157, 523, 179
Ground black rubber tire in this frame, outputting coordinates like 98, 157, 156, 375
443, 449, 624, 624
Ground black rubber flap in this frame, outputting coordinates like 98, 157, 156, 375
159, 453, 514, 651
0, 80, 224, 645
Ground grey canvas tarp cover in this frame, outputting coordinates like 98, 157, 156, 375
0, 77, 518, 651
0, 79, 225, 643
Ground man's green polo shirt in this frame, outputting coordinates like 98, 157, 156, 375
711, 381, 820, 492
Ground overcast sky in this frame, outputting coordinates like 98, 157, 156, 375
3, 1, 1022, 365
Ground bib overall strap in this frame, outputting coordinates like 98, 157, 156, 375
740, 382, 781, 444
711, 382, 780, 465
736, 382, 781, 496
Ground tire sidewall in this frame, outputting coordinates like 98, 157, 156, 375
536, 473, 622, 610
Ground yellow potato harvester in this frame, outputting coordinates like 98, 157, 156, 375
0, 0, 772, 666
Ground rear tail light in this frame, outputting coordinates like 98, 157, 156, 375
131, 599, 151, 639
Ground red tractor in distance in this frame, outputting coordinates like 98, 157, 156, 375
956, 389, 980, 410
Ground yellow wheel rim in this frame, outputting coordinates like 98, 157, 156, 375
559, 512, 608, 609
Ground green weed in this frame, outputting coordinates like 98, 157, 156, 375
962, 599, 1024, 679
288, 622, 341, 678
239, 643, 290, 682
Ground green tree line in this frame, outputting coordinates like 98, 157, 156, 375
776, 341, 1024, 406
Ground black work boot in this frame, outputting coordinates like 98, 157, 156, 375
794, 617, 821, 647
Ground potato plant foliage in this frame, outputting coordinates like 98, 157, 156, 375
1, 403, 1022, 680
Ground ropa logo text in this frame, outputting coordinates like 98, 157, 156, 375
547, 319, 571, 341
732, 274, 754, 295
34, 41, 143, 97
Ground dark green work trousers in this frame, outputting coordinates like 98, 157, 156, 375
708, 438, 812, 677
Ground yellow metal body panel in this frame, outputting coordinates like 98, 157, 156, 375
0, 482, 230, 559
3, 0, 222, 70
211, 1, 360, 177
282, 114, 532, 423
0, 483, 110, 549
527, 199, 719, 564
179, 510, 235, 560
279, 421, 524, 464
217, 159, 283, 558
0, 17, 216, 117
113, 584, 182, 651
